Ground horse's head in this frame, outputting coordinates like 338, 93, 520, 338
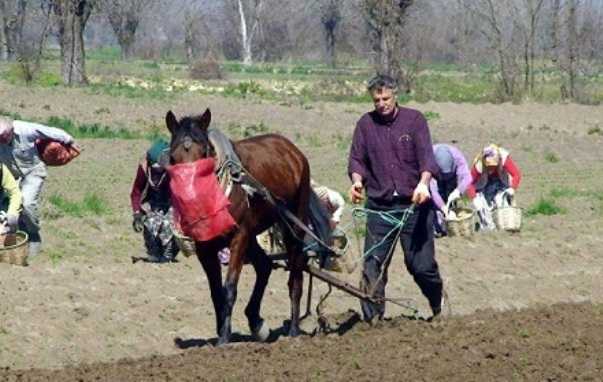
166, 108, 214, 164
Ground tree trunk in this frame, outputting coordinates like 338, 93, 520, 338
236, 0, 252, 64
184, 13, 195, 63
0, 0, 27, 61
53, 0, 93, 85
117, 34, 135, 60
325, 28, 336, 68
550, 0, 561, 66
567, 0, 578, 99
0, 15, 6, 60
363, 0, 412, 88
321, 1, 341, 69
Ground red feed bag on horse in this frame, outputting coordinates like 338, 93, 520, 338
167, 158, 236, 242
35, 139, 80, 166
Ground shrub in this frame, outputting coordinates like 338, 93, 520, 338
526, 197, 564, 216
189, 55, 223, 80
544, 151, 559, 163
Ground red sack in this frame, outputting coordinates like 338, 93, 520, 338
35, 139, 80, 166
167, 158, 236, 242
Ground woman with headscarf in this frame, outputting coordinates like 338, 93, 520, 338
130, 139, 179, 263
429, 144, 472, 236
467, 144, 522, 230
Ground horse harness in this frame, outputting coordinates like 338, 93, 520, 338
207, 129, 334, 254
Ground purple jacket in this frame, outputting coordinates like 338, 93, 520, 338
429, 144, 472, 210
348, 107, 439, 203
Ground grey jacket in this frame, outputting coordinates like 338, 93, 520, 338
0, 120, 74, 178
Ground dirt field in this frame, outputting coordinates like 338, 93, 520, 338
0, 81, 602, 379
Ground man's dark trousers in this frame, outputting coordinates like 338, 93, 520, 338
360, 199, 443, 321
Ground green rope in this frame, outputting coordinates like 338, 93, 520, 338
303, 205, 415, 259
351, 205, 415, 260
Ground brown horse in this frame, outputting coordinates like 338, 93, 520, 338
166, 109, 331, 345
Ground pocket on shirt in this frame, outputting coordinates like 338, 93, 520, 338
397, 136, 417, 163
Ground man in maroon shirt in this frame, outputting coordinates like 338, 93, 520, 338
348, 74, 444, 321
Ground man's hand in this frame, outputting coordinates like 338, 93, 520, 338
132, 211, 144, 232
349, 181, 364, 204
447, 189, 461, 204
412, 183, 430, 204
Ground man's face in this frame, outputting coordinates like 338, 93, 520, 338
370, 87, 397, 117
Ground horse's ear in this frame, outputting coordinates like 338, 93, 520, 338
195, 108, 211, 132
165, 110, 179, 135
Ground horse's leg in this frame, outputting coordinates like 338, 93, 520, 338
197, 247, 225, 338
244, 236, 272, 341
218, 231, 249, 345
286, 233, 305, 337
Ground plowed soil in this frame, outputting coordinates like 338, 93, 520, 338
0, 81, 602, 381
3, 304, 602, 381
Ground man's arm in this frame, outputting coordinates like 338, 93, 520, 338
16, 121, 74, 145
348, 122, 367, 204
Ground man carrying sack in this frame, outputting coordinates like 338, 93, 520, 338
0, 116, 77, 258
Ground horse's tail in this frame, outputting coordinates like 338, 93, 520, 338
307, 189, 333, 255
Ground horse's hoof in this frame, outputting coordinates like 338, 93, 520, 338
251, 320, 270, 342
216, 336, 230, 346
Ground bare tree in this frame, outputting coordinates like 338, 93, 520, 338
16, 1, 53, 83
362, 0, 414, 88
509, 0, 545, 96
99, 0, 151, 60
319, 0, 342, 68
51, 0, 94, 85
566, 0, 578, 99
226, 0, 264, 64
0, 0, 27, 60
460, 0, 521, 98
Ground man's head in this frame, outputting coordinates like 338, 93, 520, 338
0, 117, 14, 144
367, 74, 398, 118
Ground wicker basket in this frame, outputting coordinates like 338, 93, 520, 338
493, 207, 522, 232
445, 207, 475, 237
0, 231, 29, 266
